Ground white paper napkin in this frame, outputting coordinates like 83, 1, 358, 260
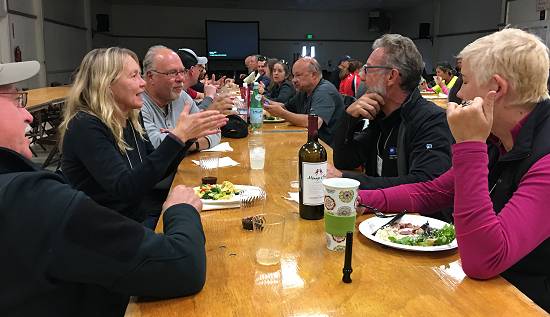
202, 202, 240, 211
192, 156, 240, 168
202, 142, 233, 152
284, 192, 299, 203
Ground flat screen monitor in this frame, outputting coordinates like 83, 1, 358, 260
206, 20, 259, 60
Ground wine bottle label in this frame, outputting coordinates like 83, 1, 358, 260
250, 108, 263, 124
302, 161, 327, 206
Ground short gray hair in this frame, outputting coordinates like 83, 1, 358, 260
143, 45, 169, 74
372, 34, 423, 91
300, 57, 322, 76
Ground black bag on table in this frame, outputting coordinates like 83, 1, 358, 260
221, 114, 248, 138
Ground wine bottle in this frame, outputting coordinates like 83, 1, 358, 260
298, 114, 327, 220
249, 82, 263, 131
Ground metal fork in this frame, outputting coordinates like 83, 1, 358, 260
358, 203, 397, 218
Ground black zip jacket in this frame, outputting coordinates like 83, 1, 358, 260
487, 99, 550, 312
0, 148, 206, 316
61, 112, 191, 222
333, 88, 454, 190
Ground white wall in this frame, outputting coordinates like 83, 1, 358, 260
506, 0, 550, 45
6, 0, 42, 88
42, 0, 89, 85
95, 5, 380, 71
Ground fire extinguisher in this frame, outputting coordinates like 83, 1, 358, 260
14, 46, 22, 62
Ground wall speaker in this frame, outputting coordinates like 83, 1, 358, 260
368, 10, 391, 33
96, 14, 110, 32
419, 23, 431, 39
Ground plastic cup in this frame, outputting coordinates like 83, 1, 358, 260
322, 178, 360, 251
199, 152, 220, 185
253, 213, 285, 266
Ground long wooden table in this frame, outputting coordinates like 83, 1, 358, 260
25, 86, 71, 167
126, 124, 546, 316
26, 86, 70, 112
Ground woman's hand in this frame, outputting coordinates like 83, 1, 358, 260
446, 91, 496, 143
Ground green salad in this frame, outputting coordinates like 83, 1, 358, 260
379, 222, 456, 247
194, 181, 240, 200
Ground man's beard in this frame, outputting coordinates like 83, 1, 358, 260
367, 82, 387, 98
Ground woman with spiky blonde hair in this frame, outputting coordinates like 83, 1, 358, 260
60, 47, 227, 228
358, 28, 550, 312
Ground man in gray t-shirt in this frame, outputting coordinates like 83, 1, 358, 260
140, 45, 220, 150
264, 57, 344, 146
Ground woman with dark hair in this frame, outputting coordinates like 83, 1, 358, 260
426, 61, 459, 95
264, 60, 295, 103
339, 59, 362, 97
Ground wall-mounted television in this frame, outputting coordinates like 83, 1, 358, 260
206, 20, 259, 60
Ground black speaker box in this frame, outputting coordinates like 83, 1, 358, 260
96, 14, 110, 32
419, 23, 431, 38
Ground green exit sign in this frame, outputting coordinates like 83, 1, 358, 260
306, 34, 313, 39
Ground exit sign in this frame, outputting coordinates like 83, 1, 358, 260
306, 34, 313, 39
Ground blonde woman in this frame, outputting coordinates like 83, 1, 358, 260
358, 29, 550, 312
59, 47, 227, 228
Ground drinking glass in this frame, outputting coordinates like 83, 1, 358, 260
253, 213, 285, 266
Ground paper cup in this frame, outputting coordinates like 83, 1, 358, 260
322, 178, 360, 251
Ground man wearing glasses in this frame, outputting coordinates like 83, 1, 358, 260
0, 61, 207, 315
140, 45, 224, 150
328, 34, 454, 219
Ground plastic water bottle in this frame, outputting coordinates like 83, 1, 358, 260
249, 82, 263, 132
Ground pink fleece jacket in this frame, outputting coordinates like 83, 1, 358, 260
359, 141, 550, 279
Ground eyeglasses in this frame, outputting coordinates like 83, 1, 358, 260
0, 91, 28, 108
150, 69, 186, 78
362, 65, 394, 74
257, 55, 267, 62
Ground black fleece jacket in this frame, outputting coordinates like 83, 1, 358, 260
333, 88, 454, 190
0, 148, 206, 317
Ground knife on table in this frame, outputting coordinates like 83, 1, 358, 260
371, 211, 406, 236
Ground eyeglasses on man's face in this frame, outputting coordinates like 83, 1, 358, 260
362, 65, 394, 74
0, 91, 28, 108
150, 69, 187, 78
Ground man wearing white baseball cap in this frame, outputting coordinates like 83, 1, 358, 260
0, 61, 207, 316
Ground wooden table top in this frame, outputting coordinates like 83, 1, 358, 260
26, 86, 71, 112
421, 92, 448, 109
125, 125, 546, 316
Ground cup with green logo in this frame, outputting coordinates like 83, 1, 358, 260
322, 178, 360, 251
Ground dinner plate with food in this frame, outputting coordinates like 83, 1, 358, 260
263, 116, 285, 123
358, 214, 457, 252
193, 181, 265, 205
263, 109, 285, 123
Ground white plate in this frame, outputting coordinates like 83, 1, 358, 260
264, 117, 285, 123
358, 214, 458, 252
194, 185, 265, 205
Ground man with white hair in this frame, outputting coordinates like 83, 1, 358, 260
0, 61, 207, 315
